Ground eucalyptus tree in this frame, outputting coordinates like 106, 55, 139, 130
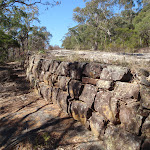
73, 0, 115, 50
28, 26, 52, 51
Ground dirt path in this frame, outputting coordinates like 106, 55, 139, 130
0, 63, 104, 150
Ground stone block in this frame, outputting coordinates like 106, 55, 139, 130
49, 60, 60, 74
51, 87, 59, 104
104, 125, 142, 150
32, 58, 43, 79
69, 62, 85, 80
49, 74, 58, 86
68, 80, 83, 99
56, 61, 70, 76
43, 72, 51, 85
82, 77, 98, 85
57, 76, 70, 91
82, 63, 103, 79
39, 71, 44, 82
119, 102, 142, 135
42, 59, 52, 72
100, 65, 132, 81
71, 101, 91, 125
114, 82, 140, 99
39, 83, 52, 101
79, 84, 97, 108
57, 90, 69, 112
94, 91, 119, 124
142, 115, 150, 138
140, 85, 150, 109
89, 112, 107, 139
96, 79, 114, 90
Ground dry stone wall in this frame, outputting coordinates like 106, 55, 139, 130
26, 54, 150, 150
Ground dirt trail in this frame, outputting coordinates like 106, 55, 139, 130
0, 63, 104, 150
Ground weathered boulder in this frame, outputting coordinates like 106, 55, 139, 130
42, 59, 52, 72
104, 125, 142, 150
43, 71, 51, 85
51, 87, 59, 104
68, 80, 83, 99
69, 62, 85, 80
57, 76, 70, 91
114, 82, 140, 99
100, 65, 132, 81
96, 79, 114, 90
140, 85, 150, 109
142, 115, 150, 138
49, 60, 60, 74
56, 61, 70, 76
39, 71, 44, 82
119, 102, 142, 135
32, 56, 43, 79
94, 91, 119, 124
89, 112, 107, 139
79, 84, 97, 108
39, 83, 52, 101
26, 55, 35, 78
28, 73, 35, 87
82, 63, 103, 79
57, 90, 69, 112
71, 101, 91, 125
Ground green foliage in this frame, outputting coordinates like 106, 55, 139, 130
0, 0, 53, 62
62, 0, 150, 52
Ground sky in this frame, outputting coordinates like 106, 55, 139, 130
36, 0, 86, 47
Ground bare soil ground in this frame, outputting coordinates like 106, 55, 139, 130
0, 62, 104, 150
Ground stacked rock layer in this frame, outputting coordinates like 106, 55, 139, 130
26, 55, 150, 150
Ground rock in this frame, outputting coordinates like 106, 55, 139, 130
28, 73, 35, 87
138, 76, 150, 87
71, 101, 91, 125
69, 62, 85, 80
39, 71, 44, 82
51, 87, 59, 104
57, 90, 69, 112
94, 91, 119, 124
49, 74, 58, 86
114, 82, 140, 99
142, 115, 150, 138
68, 80, 83, 99
56, 61, 70, 76
138, 68, 149, 77
26, 56, 35, 77
42, 59, 52, 72
43, 72, 51, 85
57, 76, 70, 91
140, 85, 150, 109
141, 138, 150, 150
82, 77, 98, 85
104, 125, 142, 150
119, 102, 142, 135
82, 63, 103, 79
79, 84, 97, 108
39, 83, 51, 101
89, 112, 107, 139
96, 79, 114, 90
32, 57, 43, 79
100, 65, 132, 81
49, 60, 60, 74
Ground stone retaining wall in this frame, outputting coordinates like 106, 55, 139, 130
26, 54, 150, 150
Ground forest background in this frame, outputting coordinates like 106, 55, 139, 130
0, 0, 150, 62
